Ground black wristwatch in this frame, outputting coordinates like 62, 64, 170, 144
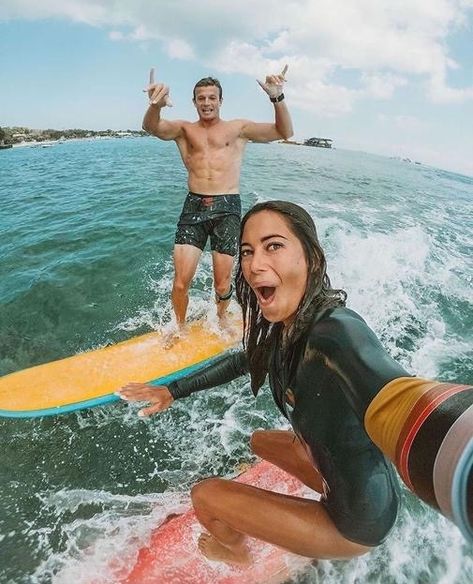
270, 93, 285, 103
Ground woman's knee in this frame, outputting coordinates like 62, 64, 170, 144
191, 477, 229, 509
249, 430, 268, 456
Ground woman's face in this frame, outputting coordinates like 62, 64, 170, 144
240, 210, 308, 326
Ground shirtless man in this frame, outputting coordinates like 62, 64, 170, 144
142, 66, 293, 326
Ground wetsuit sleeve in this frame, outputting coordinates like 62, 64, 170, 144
167, 350, 249, 399
308, 308, 411, 417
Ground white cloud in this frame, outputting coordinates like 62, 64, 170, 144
165, 38, 195, 61
129, 24, 155, 42
108, 30, 123, 41
377, 113, 428, 132
429, 70, 473, 103
1, 0, 472, 111
292, 81, 361, 116
361, 73, 407, 99
0, 0, 108, 25
209, 41, 290, 76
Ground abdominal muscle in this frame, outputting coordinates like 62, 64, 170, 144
178, 123, 246, 195
186, 149, 243, 194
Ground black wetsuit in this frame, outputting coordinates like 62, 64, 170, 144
168, 307, 410, 546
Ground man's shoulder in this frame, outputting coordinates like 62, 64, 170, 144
186, 119, 238, 129
230, 118, 256, 129
195, 119, 250, 139
175, 120, 202, 138
210, 118, 249, 129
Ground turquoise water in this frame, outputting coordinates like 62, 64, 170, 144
0, 138, 472, 583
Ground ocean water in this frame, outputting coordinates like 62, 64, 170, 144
0, 137, 472, 583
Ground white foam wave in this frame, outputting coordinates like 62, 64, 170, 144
31, 488, 189, 584
313, 218, 471, 378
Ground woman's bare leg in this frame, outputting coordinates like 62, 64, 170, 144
250, 429, 325, 493
192, 430, 371, 565
191, 478, 371, 565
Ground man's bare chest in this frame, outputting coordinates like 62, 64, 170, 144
183, 126, 243, 153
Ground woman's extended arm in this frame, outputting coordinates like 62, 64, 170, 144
118, 351, 248, 416
168, 351, 248, 398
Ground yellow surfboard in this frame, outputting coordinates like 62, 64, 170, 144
0, 319, 241, 418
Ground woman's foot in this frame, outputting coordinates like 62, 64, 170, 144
197, 533, 251, 566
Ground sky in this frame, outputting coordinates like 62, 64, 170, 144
0, 0, 472, 176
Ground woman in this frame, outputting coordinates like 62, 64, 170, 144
119, 201, 472, 564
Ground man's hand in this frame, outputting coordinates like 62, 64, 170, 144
257, 64, 288, 100
144, 68, 173, 108
117, 382, 174, 417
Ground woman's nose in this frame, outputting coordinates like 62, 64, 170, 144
249, 249, 267, 273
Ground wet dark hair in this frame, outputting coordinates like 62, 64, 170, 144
193, 77, 223, 101
235, 200, 347, 395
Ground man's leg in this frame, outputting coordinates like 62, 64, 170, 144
211, 214, 240, 321
172, 244, 202, 325
212, 251, 235, 320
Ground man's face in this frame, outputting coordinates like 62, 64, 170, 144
193, 86, 222, 121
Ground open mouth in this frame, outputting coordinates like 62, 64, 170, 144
255, 286, 276, 304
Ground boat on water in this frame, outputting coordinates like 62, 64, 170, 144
0, 144, 12, 150
304, 137, 333, 148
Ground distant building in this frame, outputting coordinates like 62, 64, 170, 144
304, 137, 333, 148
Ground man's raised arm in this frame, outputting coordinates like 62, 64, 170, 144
241, 64, 294, 143
142, 68, 183, 141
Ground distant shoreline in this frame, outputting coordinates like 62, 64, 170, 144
11, 134, 144, 148
0, 126, 146, 148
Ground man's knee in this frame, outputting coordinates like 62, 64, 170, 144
172, 277, 192, 295
215, 283, 233, 302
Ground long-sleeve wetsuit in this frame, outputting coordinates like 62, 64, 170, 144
168, 307, 409, 546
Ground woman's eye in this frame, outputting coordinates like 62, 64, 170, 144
241, 249, 252, 257
267, 242, 283, 251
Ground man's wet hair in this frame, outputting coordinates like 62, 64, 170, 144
193, 77, 223, 101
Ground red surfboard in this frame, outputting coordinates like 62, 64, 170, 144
96, 461, 314, 584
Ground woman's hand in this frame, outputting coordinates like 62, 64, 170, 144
117, 382, 174, 417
